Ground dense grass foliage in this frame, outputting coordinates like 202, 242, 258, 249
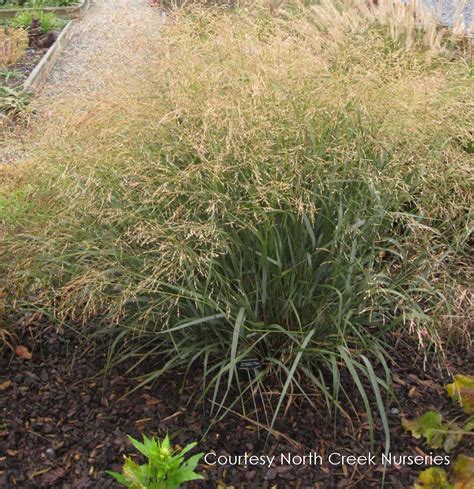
1, 0, 472, 430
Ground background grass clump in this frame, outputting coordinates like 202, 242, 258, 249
1, 0, 472, 427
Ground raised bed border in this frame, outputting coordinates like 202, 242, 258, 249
0, 0, 89, 20
23, 19, 75, 93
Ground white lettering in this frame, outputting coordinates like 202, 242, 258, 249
204, 452, 217, 465
328, 452, 341, 465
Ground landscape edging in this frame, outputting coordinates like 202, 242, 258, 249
0, 0, 89, 20
23, 19, 75, 93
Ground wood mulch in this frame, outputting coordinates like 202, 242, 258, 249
1, 47, 48, 90
0, 325, 472, 488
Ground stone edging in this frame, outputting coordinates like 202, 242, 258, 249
0, 0, 89, 20
23, 20, 75, 93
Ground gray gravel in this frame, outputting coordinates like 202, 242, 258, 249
41, 0, 165, 99
422, 0, 473, 33
1, 0, 164, 164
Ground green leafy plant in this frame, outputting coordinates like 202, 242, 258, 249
0, 0, 78, 8
414, 467, 452, 489
27, 0, 78, 6
0, 68, 23, 81
414, 455, 474, 489
402, 411, 473, 453
406, 376, 474, 487
447, 375, 474, 414
0, 85, 31, 114
402, 411, 445, 448
107, 435, 204, 489
8, 11, 36, 29
9, 10, 65, 33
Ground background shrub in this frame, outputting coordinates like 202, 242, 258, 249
8, 10, 65, 33
0, 0, 78, 8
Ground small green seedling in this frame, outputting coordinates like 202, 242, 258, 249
107, 434, 204, 489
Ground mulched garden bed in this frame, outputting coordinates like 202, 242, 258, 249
0, 325, 472, 488
1, 19, 67, 93
1, 47, 48, 89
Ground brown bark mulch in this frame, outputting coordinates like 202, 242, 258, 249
0, 326, 472, 488
1, 47, 48, 90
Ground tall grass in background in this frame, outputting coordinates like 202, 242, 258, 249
1, 0, 472, 434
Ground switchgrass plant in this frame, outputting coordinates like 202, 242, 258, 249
1, 0, 473, 440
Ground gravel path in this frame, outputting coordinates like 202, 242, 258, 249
422, 0, 473, 33
41, 0, 164, 99
0, 0, 164, 164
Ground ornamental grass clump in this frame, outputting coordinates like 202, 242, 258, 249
0, 27, 28, 67
1, 0, 473, 434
